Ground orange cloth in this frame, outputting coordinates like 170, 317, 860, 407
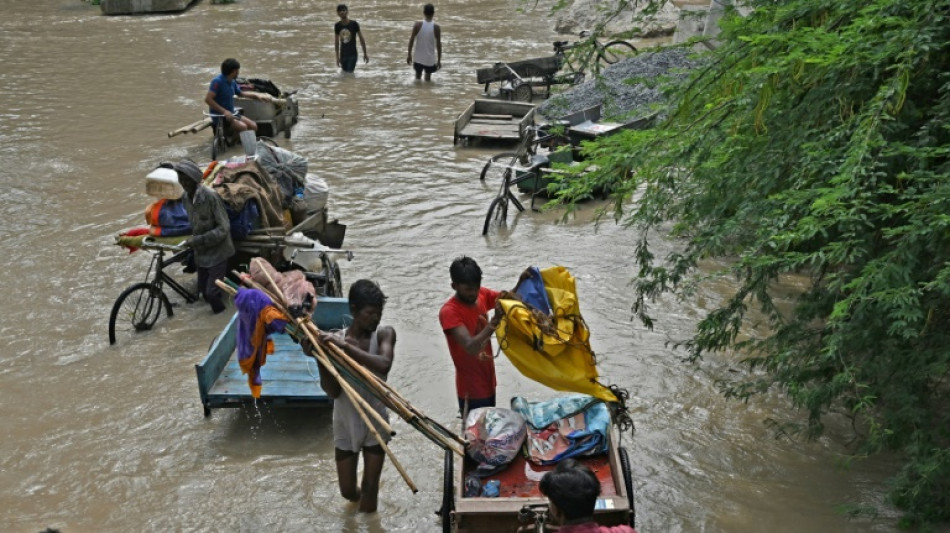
238, 304, 288, 398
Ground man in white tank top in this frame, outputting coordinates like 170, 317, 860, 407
407, 3, 442, 81
316, 279, 396, 513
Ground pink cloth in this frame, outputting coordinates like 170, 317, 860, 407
558, 522, 637, 533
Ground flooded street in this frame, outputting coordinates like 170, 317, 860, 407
0, 0, 900, 531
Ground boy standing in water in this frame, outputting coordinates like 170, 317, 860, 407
439, 256, 530, 416
407, 4, 442, 81
334, 4, 369, 73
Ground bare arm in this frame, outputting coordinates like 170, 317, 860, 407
407, 22, 421, 64
321, 326, 395, 375
435, 24, 442, 67
446, 311, 499, 358
204, 91, 233, 119
335, 32, 341, 66
358, 30, 368, 62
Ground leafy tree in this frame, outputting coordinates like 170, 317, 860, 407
552, 0, 950, 526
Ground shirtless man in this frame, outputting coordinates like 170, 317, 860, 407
317, 279, 395, 513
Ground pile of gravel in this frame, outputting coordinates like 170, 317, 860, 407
537, 46, 701, 123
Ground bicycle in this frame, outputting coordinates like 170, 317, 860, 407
204, 108, 244, 161
553, 30, 637, 84
479, 124, 571, 235
108, 240, 198, 345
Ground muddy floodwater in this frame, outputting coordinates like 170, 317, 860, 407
0, 0, 902, 531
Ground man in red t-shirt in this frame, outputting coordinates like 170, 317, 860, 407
439, 256, 529, 416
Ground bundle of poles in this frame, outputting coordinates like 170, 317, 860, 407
215, 257, 465, 493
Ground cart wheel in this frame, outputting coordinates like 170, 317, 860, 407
512, 82, 533, 102
203, 406, 211, 417
108, 282, 169, 345
619, 446, 636, 528
441, 449, 454, 533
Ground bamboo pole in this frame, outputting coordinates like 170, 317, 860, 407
167, 118, 211, 138
247, 260, 417, 493
320, 339, 466, 454
218, 278, 395, 437
223, 274, 464, 454
318, 338, 465, 448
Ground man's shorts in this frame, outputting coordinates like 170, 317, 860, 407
340, 56, 358, 73
413, 62, 438, 75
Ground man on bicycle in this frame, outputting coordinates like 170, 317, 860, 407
171, 159, 235, 314
205, 58, 265, 133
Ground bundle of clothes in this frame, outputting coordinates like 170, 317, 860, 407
464, 394, 610, 476
120, 146, 311, 250
234, 258, 318, 398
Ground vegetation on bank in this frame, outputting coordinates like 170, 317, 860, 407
553, 0, 950, 527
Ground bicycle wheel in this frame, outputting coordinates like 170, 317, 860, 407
599, 41, 637, 66
440, 449, 454, 533
479, 152, 518, 181
482, 195, 508, 235
619, 446, 636, 527
211, 123, 226, 160
108, 282, 169, 345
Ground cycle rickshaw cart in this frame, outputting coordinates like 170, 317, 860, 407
439, 266, 636, 532
476, 31, 637, 102
109, 158, 349, 346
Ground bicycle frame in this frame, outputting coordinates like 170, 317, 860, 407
553, 31, 637, 82
145, 246, 199, 303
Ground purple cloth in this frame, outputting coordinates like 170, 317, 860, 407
235, 288, 288, 391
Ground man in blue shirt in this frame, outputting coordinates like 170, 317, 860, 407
204, 58, 266, 133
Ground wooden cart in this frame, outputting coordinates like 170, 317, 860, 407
454, 100, 536, 146
476, 56, 565, 102
441, 426, 635, 532
195, 297, 350, 417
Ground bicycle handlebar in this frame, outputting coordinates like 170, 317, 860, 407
140, 237, 188, 252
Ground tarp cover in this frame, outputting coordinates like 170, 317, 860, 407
255, 142, 307, 208
496, 266, 618, 403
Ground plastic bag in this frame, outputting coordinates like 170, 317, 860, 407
255, 142, 308, 207
464, 407, 527, 476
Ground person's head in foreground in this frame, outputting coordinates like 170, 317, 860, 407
539, 458, 601, 523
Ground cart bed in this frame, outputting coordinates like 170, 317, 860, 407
454, 100, 536, 145
450, 429, 632, 532
196, 297, 350, 416
476, 56, 562, 84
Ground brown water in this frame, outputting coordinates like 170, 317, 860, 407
0, 1, 903, 531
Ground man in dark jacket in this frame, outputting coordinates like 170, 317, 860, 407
173, 159, 235, 314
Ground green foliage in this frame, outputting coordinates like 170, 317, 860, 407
552, 0, 950, 525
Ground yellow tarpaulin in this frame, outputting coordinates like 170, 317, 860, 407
496, 266, 618, 403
